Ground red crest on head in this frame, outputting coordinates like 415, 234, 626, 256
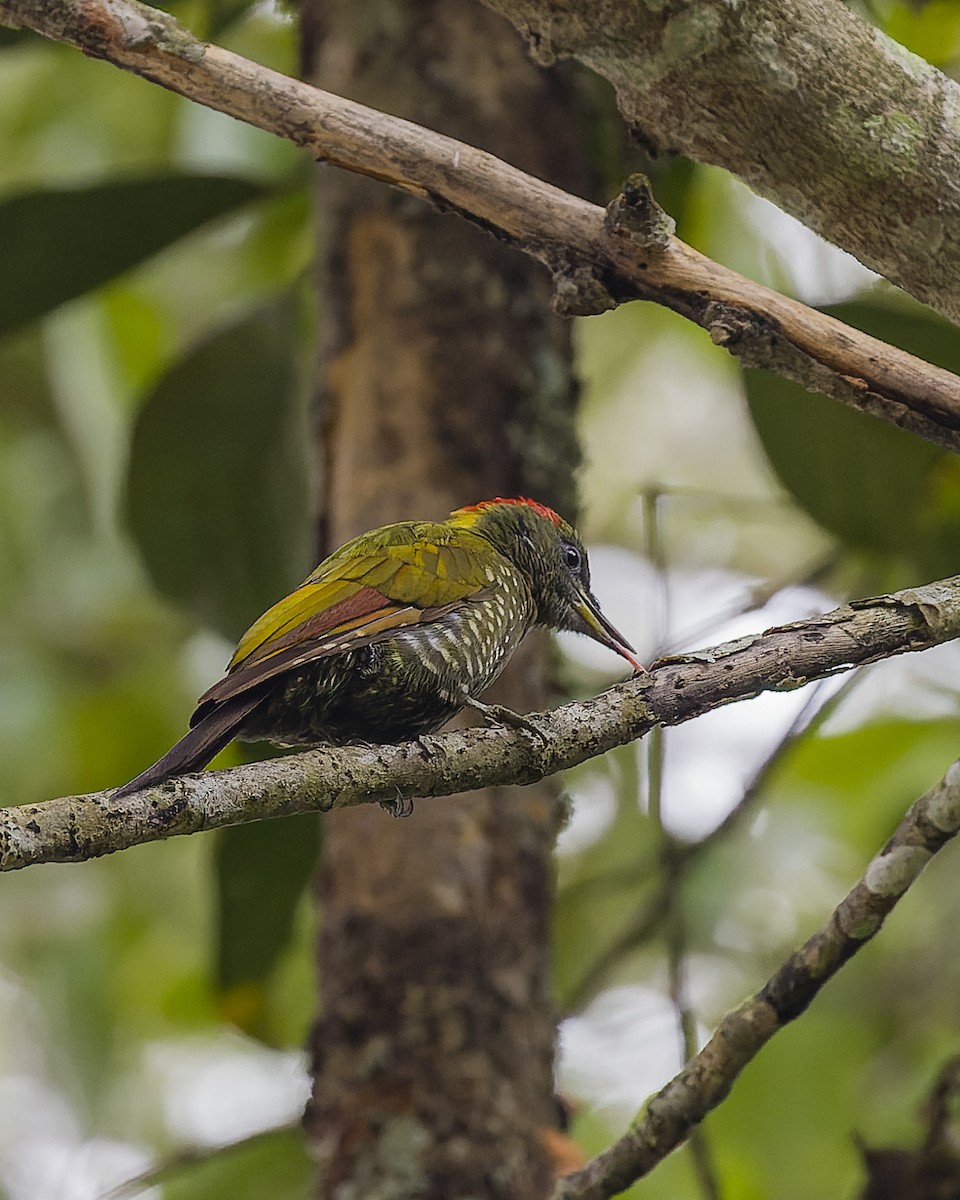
457, 497, 564, 528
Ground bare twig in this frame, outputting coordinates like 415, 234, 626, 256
638, 485, 721, 1195
102, 1122, 301, 1199
659, 828, 721, 1200
681, 670, 865, 855
2, 575, 959, 871
2, 0, 960, 450
659, 551, 842, 658
483, 0, 960, 328
554, 757, 960, 1199
557, 671, 859, 1017
560, 886, 669, 1019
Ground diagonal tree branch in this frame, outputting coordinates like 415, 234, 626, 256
553, 756, 960, 1200
2, 575, 959, 872
3, 0, 960, 451
482, 0, 960, 329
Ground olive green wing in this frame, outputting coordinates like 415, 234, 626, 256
195, 525, 499, 712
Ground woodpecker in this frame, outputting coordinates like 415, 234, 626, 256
115, 498, 641, 797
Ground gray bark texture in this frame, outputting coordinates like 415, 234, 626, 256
481, 0, 960, 325
6, 574, 960, 869
5, 0, 960, 453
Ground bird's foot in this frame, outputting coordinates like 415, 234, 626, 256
380, 788, 414, 818
413, 734, 438, 759
464, 697, 550, 744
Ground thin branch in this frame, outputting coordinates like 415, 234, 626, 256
483, 0, 960, 329
553, 756, 960, 1200
2, 0, 960, 450
640, 486, 721, 1196
559, 672, 858, 1016
560, 885, 668, 1020
652, 840, 724, 1196
658, 550, 842, 658
659, 825, 722, 1200
680, 669, 865, 856
557, 553, 842, 918
2, 575, 960, 871
102, 1122, 301, 1200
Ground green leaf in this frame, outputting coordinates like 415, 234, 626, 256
157, 1126, 311, 1200
0, 175, 267, 337
0, 24, 33, 46
207, 0, 261, 37
744, 299, 960, 578
777, 716, 960, 848
884, 2, 960, 68
214, 811, 321, 1037
125, 300, 312, 641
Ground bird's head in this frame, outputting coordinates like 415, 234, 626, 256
448, 498, 644, 674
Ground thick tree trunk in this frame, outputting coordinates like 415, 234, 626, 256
299, 2, 592, 1195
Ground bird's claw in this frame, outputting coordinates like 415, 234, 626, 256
414, 735, 437, 759
464, 697, 550, 745
380, 788, 414, 818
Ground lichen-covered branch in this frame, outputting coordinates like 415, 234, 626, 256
483, 0, 960, 329
553, 758, 960, 1200
2, 575, 959, 871
3, 0, 960, 451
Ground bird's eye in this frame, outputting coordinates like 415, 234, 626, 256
562, 543, 582, 572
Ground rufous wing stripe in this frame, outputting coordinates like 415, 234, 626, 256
196, 598, 470, 710
243, 586, 392, 662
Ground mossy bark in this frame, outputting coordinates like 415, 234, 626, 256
480, 0, 960, 325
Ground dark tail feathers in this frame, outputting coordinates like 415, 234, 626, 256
113, 693, 266, 798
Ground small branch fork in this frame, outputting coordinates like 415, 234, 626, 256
552, 759, 960, 1200
3, 0, 960, 451
2, 574, 960, 871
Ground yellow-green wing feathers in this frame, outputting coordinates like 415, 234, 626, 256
227, 523, 499, 674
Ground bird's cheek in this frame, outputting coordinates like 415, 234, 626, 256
561, 601, 591, 637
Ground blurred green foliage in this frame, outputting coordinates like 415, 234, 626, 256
126, 302, 312, 641
746, 300, 960, 585
214, 812, 320, 1040
2, 0, 960, 1197
0, 176, 268, 336
883, 0, 960, 64
160, 1127, 313, 1200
